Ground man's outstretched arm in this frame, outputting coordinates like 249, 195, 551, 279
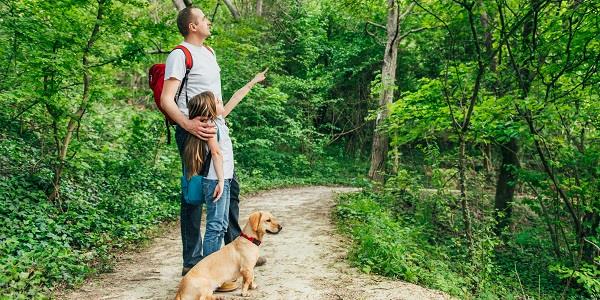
161, 77, 216, 140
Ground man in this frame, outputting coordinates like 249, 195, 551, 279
160, 6, 264, 292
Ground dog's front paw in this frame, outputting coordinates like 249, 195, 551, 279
250, 282, 258, 290
241, 291, 250, 297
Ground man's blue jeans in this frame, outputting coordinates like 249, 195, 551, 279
176, 126, 204, 268
202, 179, 231, 257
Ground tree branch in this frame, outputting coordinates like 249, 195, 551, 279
398, 26, 431, 41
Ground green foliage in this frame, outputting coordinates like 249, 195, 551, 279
336, 191, 467, 297
335, 186, 588, 299
550, 262, 600, 298
0, 107, 180, 298
388, 78, 451, 145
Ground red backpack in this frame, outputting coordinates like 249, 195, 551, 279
148, 45, 215, 143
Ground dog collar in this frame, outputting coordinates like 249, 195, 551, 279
240, 232, 261, 246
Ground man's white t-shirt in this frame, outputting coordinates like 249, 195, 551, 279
164, 41, 222, 117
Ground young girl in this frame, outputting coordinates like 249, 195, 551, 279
183, 69, 267, 259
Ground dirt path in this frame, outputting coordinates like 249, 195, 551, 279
60, 186, 451, 300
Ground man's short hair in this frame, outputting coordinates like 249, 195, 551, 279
177, 7, 197, 36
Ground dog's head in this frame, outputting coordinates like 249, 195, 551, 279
248, 211, 282, 235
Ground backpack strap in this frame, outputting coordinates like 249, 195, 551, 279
173, 45, 194, 105
172, 44, 213, 104
166, 118, 172, 144
174, 45, 193, 69
204, 45, 215, 56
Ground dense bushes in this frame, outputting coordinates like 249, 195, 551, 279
336, 185, 593, 299
0, 107, 181, 298
336, 192, 465, 295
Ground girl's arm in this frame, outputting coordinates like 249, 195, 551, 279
223, 68, 268, 118
207, 135, 224, 202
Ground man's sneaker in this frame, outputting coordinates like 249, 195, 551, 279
181, 267, 192, 276
255, 256, 267, 267
215, 280, 239, 292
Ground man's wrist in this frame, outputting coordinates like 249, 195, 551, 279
180, 118, 190, 131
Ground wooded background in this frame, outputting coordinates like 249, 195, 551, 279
0, 0, 598, 298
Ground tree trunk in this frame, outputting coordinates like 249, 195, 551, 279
458, 134, 473, 249
368, 0, 411, 182
172, 0, 185, 11
222, 0, 241, 21
454, 3, 485, 253
256, 0, 263, 16
368, 127, 389, 182
494, 138, 519, 234
48, 0, 104, 202
481, 143, 493, 178
537, 190, 561, 257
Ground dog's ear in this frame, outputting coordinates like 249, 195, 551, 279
249, 212, 263, 232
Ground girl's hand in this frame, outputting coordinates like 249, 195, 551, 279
251, 68, 268, 84
213, 180, 224, 202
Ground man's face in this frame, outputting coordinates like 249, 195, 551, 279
190, 8, 211, 38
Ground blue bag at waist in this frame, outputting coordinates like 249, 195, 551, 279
180, 129, 219, 205
181, 174, 204, 206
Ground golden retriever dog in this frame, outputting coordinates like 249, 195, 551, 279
175, 211, 282, 300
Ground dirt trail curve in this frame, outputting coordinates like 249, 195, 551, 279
60, 186, 451, 300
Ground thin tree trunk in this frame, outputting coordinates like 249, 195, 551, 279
222, 0, 241, 21
172, 0, 185, 11
256, 0, 263, 16
481, 143, 493, 180
458, 134, 473, 249
457, 2, 486, 252
368, 1, 415, 182
48, 0, 105, 202
9, 22, 18, 80
536, 187, 561, 257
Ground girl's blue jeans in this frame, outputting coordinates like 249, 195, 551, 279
202, 178, 231, 258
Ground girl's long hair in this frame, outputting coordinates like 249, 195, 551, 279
183, 91, 218, 179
